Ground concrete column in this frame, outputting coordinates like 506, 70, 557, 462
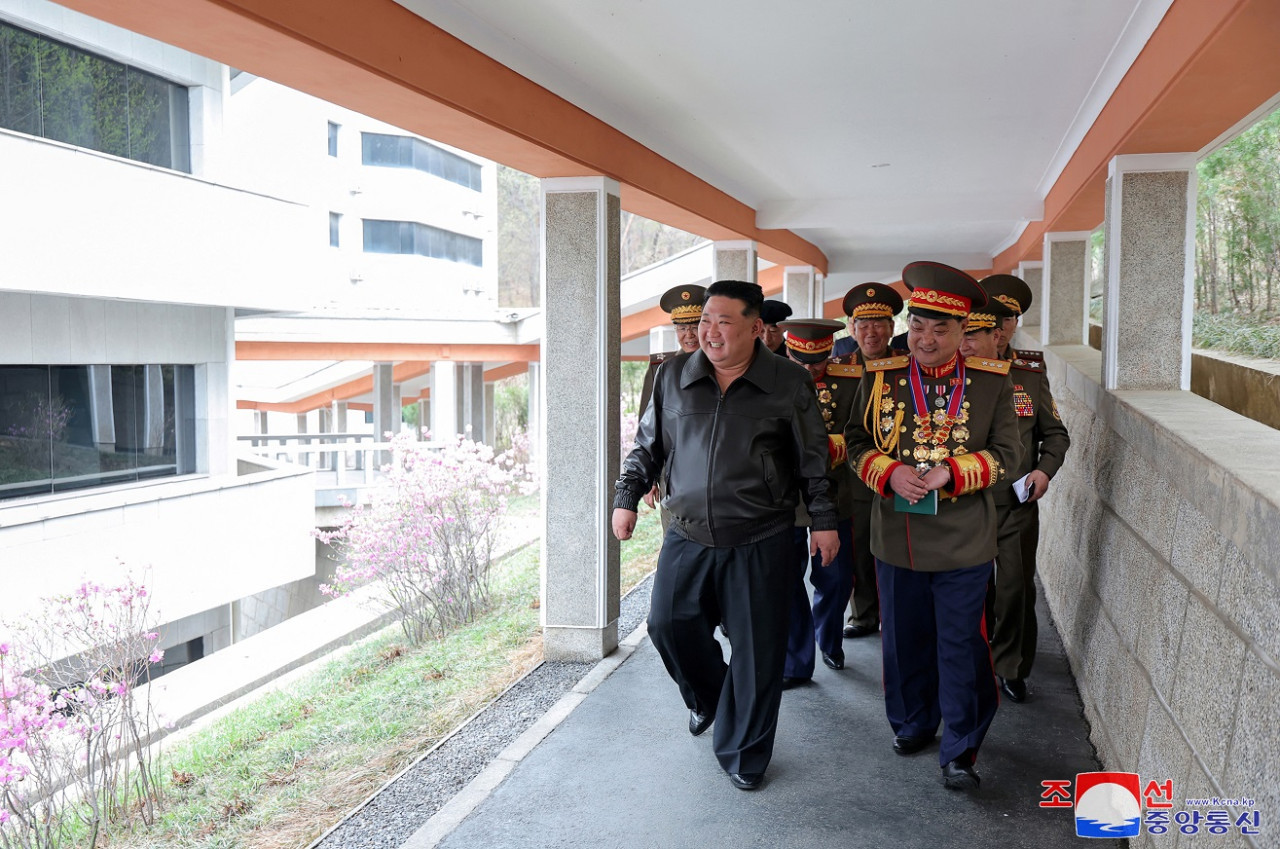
483, 381, 495, 446
87, 365, 115, 446
527, 361, 542, 463
331, 400, 347, 433
649, 325, 677, 354
391, 384, 402, 434
142, 364, 165, 453
253, 410, 268, 436
541, 175, 621, 661
1016, 261, 1044, 332
1041, 232, 1091, 347
713, 239, 757, 283
372, 362, 394, 445
430, 363, 458, 442
458, 363, 484, 440
295, 412, 309, 466
783, 265, 821, 318
1102, 153, 1197, 391
416, 399, 429, 440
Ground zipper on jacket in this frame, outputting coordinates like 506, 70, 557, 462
705, 389, 725, 544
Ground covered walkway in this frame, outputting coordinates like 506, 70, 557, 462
319, 580, 1106, 849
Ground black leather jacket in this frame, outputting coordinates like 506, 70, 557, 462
614, 340, 838, 547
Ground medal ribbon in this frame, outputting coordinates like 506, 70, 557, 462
909, 356, 966, 446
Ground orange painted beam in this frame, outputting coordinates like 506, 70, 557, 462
995, 0, 1280, 271
237, 361, 433, 414
55, 0, 825, 273
236, 341, 540, 362
482, 361, 529, 382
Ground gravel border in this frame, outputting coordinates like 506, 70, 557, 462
314, 573, 654, 849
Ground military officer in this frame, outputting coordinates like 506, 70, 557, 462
777, 318, 859, 687
638, 284, 706, 419
834, 283, 907, 640
845, 261, 1021, 791
976, 274, 1070, 703
760, 300, 793, 355
982, 273, 1041, 363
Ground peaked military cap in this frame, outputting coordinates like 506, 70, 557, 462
658, 284, 706, 325
966, 289, 1017, 332
779, 318, 845, 364
978, 274, 1033, 317
902, 261, 987, 319
842, 282, 905, 320
760, 299, 794, 326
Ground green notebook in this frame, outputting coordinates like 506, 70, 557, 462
894, 490, 938, 515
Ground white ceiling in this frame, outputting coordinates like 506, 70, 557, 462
397, 0, 1173, 282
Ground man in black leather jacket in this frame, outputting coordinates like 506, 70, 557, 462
612, 279, 840, 792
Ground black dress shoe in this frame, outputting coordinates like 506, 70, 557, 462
942, 758, 981, 790
781, 676, 810, 690
892, 734, 934, 756
821, 651, 845, 670
842, 623, 879, 639
998, 676, 1029, 703
688, 709, 713, 736
728, 772, 764, 791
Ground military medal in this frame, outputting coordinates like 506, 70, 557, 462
907, 356, 967, 469
818, 389, 832, 404
952, 425, 970, 442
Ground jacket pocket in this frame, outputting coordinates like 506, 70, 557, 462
662, 449, 674, 494
761, 450, 779, 504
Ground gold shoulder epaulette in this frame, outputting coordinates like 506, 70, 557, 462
826, 362, 863, 378
867, 355, 910, 372
1012, 358, 1045, 372
965, 356, 1012, 375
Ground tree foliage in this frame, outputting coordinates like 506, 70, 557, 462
1197, 107, 1280, 320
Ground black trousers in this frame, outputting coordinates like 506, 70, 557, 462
647, 526, 792, 775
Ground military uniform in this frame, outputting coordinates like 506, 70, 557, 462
988, 357, 1069, 684
636, 284, 705, 532
777, 318, 860, 681
844, 261, 1022, 786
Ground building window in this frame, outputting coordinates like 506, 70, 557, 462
362, 219, 483, 266
0, 364, 197, 501
327, 121, 339, 157
329, 212, 341, 247
360, 132, 482, 191
0, 20, 191, 172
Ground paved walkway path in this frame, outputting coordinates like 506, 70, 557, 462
396, 587, 1117, 849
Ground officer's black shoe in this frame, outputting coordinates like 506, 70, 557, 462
999, 676, 1029, 703
821, 651, 845, 670
728, 772, 764, 791
892, 734, 934, 756
942, 758, 981, 790
688, 709, 713, 737
843, 623, 879, 639
781, 676, 810, 690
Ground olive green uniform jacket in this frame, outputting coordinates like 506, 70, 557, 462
844, 354, 1022, 571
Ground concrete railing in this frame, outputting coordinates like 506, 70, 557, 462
1036, 344, 1279, 838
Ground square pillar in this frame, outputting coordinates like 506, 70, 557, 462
1041, 232, 1092, 347
1016, 261, 1044, 332
783, 265, 820, 318
429, 362, 458, 442
372, 363, 395, 440
541, 175, 621, 661
713, 239, 757, 283
527, 361, 542, 464
457, 363, 485, 440
482, 381, 495, 447
649, 325, 677, 355
1102, 153, 1197, 391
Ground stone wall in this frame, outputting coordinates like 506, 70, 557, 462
1038, 345, 1279, 848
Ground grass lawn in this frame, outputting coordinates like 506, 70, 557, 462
95, 495, 662, 848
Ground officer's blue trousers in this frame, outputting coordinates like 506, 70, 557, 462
784, 519, 855, 679
877, 558, 999, 767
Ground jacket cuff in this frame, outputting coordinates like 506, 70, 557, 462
942, 450, 1000, 497
854, 451, 902, 497
827, 434, 848, 469
809, 512, 839, 532
612, 486, 644, 512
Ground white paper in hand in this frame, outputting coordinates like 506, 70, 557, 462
1012, 474, 1033, 503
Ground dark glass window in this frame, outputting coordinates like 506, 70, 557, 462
329, 211, 341, 247
0, 20, 191, 172
360, 132, 482, 191
0, 364, 196, 501
362, 219, 483, 266
327, 121, 339, 157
